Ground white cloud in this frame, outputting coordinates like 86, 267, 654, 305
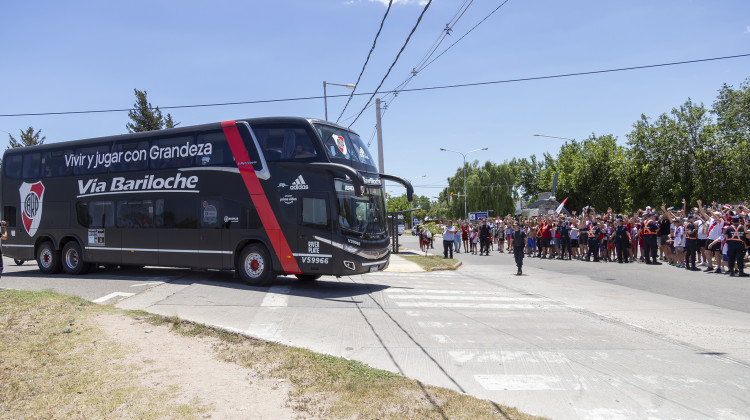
746, 26, 750, 33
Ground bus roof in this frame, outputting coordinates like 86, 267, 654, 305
2, 117, 360, 156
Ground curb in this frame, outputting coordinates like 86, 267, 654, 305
427, 260, 462, 271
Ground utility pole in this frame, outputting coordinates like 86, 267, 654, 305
375, 98, 385, 174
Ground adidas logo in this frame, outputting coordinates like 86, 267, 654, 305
290, 175, 309, 190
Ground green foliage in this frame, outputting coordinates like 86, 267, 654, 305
126, 89, 179, 133
438, 76, 750, 213
7, 126, 45, 149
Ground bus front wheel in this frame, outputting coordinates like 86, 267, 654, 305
62, 242, 90, 275
37, 241, 62, 274
238, 244, 274, 286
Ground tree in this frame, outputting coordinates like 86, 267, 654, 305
8, 126, 45, 149
126, 89, 179, 133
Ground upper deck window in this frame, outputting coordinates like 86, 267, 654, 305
251, 124, 318, 161
42, 149, 74, 177
195, 131, 234, 166
22, 153, 41, 179
3, 154, 22, 179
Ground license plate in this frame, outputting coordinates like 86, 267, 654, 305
369, 266, 379, 272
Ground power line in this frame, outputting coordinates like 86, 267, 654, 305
1, 52, 748, 118
347, 0, 434, 127
334, 0, 394, 124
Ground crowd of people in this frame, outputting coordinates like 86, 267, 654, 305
424, 199, 749, 277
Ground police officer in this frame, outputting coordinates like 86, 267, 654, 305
510, 221, 526, 275
586, 220, 602, 262
724, 215, 749, 277
643, 213, 661, 265
557, 219, 571, 260
478, 219, 492, 256
684, 215, 700, 271
614, 218, 630, 263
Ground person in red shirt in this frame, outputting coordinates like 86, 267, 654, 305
538, 218, 553, 259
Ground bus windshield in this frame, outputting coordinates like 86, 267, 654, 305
314, 124, 378, 172
335, 181, 386, 239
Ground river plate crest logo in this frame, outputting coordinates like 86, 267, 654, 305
19, 181, 45, 236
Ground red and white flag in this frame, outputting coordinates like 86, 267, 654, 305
555, 197, 568, 214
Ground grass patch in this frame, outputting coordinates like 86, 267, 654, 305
0, 290, 209, 419
402, 254, 461, 271
1, 289, 543, 420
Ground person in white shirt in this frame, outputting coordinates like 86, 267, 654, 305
698, 199, 725, 273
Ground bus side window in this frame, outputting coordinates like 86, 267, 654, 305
196, 132, 234, 166
3, 206, 17, 228
111, 141, 149, 172
150, 136, 195, 169
302, 197, 328, 228
116, 200, 154, 228
76, 201, 114, 228
160, 198, 199, 228
22, 153, 41, 179
3, 155, 22, 179
42, 149, 74, 177
251, 124, 318, 161
73, 145, 110, 175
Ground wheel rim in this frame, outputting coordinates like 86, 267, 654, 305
244, 252, 265, 279
40, 248, 53, 269
65, 248, 79, 269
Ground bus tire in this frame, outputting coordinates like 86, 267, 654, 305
62, 242, 90, 275
295, 274, 321, 282
237, 244, 274, 286
37, 241, 62, 274
13, 259, 24, 266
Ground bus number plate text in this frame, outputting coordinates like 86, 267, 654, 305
301, 257, 329, 265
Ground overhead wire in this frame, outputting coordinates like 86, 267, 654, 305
347, 0, 434, 128
334, 0, 394, 124
1, 53, 748, 118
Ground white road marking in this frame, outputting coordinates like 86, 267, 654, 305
395, 302, 540, 309
431, 334, 452, 343
385, 288, 541, 297
475, 374, 565, 391
388, 294, 546, 302
449, 350, 570, 365
129, 282, 164, 288
92, 292, 135, 303
260, 285, 292, 307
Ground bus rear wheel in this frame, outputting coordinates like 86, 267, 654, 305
294, 274, 321, 282
62, 242, 90, 275
37, 241, 62, 274
238, 244, 274, 286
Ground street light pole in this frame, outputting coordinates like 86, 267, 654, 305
440, 147, 488, 219
408, 175, 426, 227
533, 133, 574, 141
323, 81, 356, 121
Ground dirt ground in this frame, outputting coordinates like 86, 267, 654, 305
96, 314, 308, 419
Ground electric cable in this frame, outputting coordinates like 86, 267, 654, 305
347, 0, 434, 127
1, 52, 747, 118
334, 0, 394, 124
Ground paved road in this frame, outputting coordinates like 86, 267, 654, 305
2, 247, 750, 419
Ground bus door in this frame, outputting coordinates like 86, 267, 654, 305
296, 193, 333, 275
197, 198, 223, 268
117, 199, 158, 266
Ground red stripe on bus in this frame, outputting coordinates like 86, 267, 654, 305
221, 121, 302, 274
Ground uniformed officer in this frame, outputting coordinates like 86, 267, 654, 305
585, 220, 602, 262
643, 213, 661, 265
614, 218, 631, 263
684, 215, 700, 271
510, 222, 526, 275
478, 219, 492, 256
724, 215, 749, 277
557, 220, 571, 260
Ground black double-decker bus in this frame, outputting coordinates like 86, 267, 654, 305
0, 117, 412, 285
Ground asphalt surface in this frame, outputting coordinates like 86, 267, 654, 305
2, 240, 750, 420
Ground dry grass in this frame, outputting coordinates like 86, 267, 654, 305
0, 289, 544, 420
168, 319, 544, 420
0, 290, 209, 419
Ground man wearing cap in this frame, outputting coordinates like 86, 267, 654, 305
723, 215, 749, 277
510, 222, 526, 275
684, 215, 700, 271
643, 212, 661, 265
478, 219, 492, 256
585, 218, 603, 262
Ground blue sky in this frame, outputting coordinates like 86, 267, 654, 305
1, 0, 748, 200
